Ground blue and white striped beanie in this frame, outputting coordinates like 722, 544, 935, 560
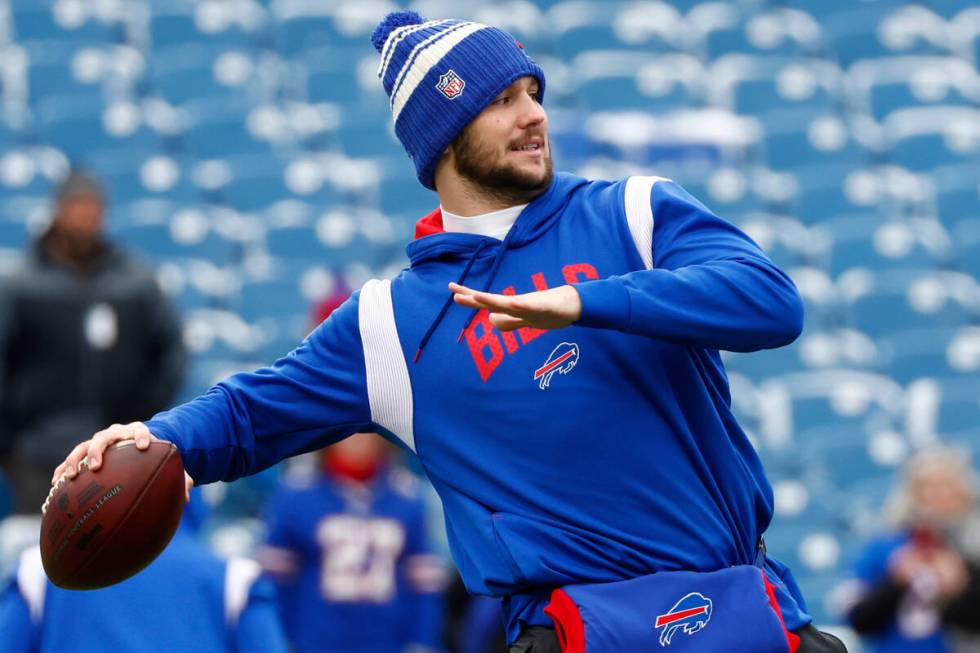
371, 12, 546, 190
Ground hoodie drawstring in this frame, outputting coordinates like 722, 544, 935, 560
455, 226, 518, 342
414, 239, 488, 363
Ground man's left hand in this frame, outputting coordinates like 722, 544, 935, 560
449, 282, 582, 331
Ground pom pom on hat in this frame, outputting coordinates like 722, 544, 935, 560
371, 10, 425, 53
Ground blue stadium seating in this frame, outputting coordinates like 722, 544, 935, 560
933, 164, 980, 229
789, 164, 868, 224
11, 2, 122, 45
3, 1, 979, 632
762, 108, 864, 172
0, 217, 27, 251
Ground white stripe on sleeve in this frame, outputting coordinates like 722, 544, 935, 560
358, 279, 415, 452
623, 175, 669, 270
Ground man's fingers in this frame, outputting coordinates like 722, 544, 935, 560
450, 283, 531, 315
132, 422, 153, 449
451, 292, 486, 310
54, 441, 90, 483
488, 313, 528, 331
184, 472, 194, 503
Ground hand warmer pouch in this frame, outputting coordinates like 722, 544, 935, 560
543, 565, 801, 653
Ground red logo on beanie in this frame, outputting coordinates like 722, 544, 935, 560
436, 69, 466, 99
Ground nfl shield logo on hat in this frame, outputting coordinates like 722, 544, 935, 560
436, 70, 466, 99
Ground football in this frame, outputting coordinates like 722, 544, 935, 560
40, 440, 186, 590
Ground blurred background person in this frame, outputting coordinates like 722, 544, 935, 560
0, 490, 288, 653
0, 169, 186, 514
845, 447, 980, 652
258, 432, 447, 653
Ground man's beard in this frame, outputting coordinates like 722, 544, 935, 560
450, 127, 554, 206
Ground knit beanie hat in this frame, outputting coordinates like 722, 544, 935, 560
55, 169, 105, 206
371, 11, 546, 190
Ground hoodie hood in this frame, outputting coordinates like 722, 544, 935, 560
406, 172, 590, 267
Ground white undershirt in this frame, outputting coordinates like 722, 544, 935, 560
440, 204, 528, 240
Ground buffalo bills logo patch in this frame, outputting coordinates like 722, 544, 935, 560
654, 592, 712, 647
436, 70, 465, 99
534, 342, 579, 390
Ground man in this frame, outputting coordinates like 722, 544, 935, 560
258, 433, 445, 653
54, 13, 845, 652
0, 170, 185, 514
0, 491, 288, 653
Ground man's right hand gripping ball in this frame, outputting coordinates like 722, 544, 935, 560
51, 421, 194, 502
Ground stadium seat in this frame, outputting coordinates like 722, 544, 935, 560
547, 0, 631, 61
184, 307, 263, 359
88, 149, 197, 205
789, 164, 868, 225
149, 43, 250, 106
841, 269, 975, 339
378, 169, 436, 220
149, 3, 265, 51
10, 2, 122, 44
932, 376, 980, 435
882, 106, 980, 172
817, 215, 951, 275
846, 57, 980, 124
208, 153, 316, 212
604, 1, 686, 53
799, 423, 906, 492
952, 218, 980, 279
332, 102, 403, 158
756, 370, 904, 450
571, 51, 703, 113
0, 216, 27, 250
762, 108, 865, 172
705, 7, 824, 61
273, 2, 373, 58
873, 5, 954, 58
115, 219, 229, 263
932, 164, 980, 229
0, 195, 48, 233
708, 55, 843, 116
181, 97, 266, 159
0, 146, 61, 197
875, 326, 975, 384
822, 4, 902, 68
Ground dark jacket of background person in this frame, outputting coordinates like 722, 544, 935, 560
0, 491, 289, 653
0, 170, 185, 513
845, 447, 980, 653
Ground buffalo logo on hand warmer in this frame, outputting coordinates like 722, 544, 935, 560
533, 342, 579, 390
654, 592, 713, 647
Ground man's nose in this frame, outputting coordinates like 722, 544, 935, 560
516, 93, 546, 128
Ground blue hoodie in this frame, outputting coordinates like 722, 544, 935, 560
145, 172, 807, 642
